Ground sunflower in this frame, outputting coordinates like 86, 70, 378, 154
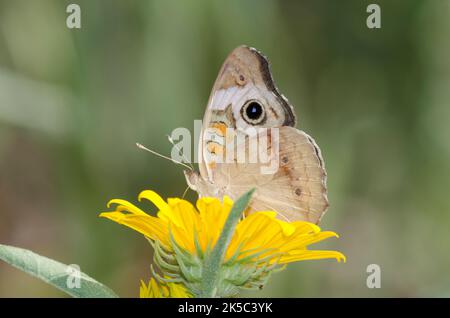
100, 190, 345, 297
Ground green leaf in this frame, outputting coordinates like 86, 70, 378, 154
0, 244, 119, 298
200, 188, 255, 298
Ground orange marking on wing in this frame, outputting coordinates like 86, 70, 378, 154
207, 142, 224, 155
211, 122, 228, 137
208, 161, 217, 169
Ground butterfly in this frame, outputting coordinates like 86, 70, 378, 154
184, 46, 328, 224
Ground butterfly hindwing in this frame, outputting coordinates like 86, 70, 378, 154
246, 127, 328, 223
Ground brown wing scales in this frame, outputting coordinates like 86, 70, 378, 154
202, 126, 328, 224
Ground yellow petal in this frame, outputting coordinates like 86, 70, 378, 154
279, 250, 346, 264
100, 212, 171, 248
139, 190, 170, 210
167, 198, 200, 230
139, 280, 150, 298
107, 199, 148, 216
168, 282, 192, 298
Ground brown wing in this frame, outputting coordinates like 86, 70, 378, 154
187, 126, 328, 224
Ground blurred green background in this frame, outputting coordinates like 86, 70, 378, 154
1, 0, 450, 297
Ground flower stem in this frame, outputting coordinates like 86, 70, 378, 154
199, 189, 255, 298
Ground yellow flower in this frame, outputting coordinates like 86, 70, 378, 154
101, 190, 345, 297
100, 190, 345, 265
140, 278, 191, 298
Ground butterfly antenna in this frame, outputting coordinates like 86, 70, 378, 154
136, 143, 193, 171
166, 135, 195, 171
